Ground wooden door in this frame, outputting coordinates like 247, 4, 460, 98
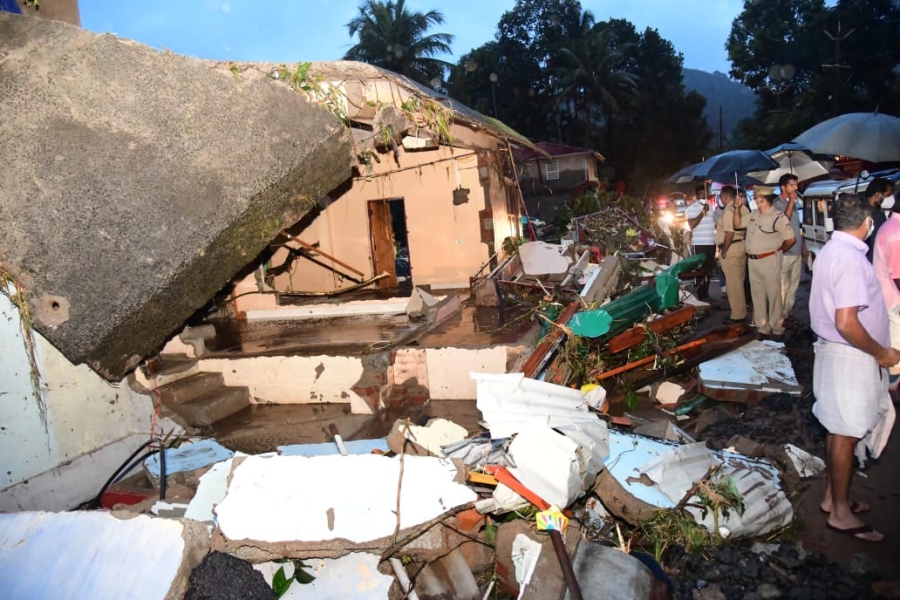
368, 200, 398, 289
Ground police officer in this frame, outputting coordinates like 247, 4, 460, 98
718, 186, 749, 323
735, 185, 795, 341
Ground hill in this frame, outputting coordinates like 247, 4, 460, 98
682, 68, 757, 146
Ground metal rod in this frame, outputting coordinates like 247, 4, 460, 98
288, 237, 365, 277
550, 529, 583, 600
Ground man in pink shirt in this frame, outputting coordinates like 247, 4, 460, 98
872, 200, 900, 396
810, 194, 899, 543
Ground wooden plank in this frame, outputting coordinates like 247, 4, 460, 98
522, 301, 580, 378
593, 338, 707, 381
607, 305, 696, 354
367, 200, 397, 289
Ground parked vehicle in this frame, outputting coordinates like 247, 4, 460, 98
801, 170, 900, 266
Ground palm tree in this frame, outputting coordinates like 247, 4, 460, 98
344, 0, 454, 86
553, 13, 639, 148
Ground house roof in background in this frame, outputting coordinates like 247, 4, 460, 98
515, 141, 604, 162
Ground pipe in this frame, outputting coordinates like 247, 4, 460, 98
389, 557, 420, 600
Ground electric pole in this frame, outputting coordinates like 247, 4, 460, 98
823, 22, 855, 116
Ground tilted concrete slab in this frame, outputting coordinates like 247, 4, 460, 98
0, 14, 351, 379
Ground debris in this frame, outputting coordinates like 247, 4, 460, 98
654, 381, 686, 405
633, 419, 696, 443
403, 418, 469, 457
595, 431, 792, 538
782, 443, 826, 478
415, 548, 481, 600
0, 511, 209, 600
698, 340, 801, 402
143, 439, 234, 488
593, 338, 707, 380
472, 372, 601, 439
506, 421, 609, 508
607, 305, 695, 354
579, 255, 622, 303
389, 557, 420, 600
512, 534, 543, 600
278, 438, 390, 457
184, 456, 238, 525
186, 551, 274, 600
518, 241, 573, 279
494, 519, 582, 600
212, 454, 476, 558
328, 423, 350, 456
566, 542, 655, 600
255, 553, 393, 600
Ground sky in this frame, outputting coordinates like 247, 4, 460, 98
80, 0, 745, 75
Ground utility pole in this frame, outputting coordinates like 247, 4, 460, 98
823, 22, 855, 116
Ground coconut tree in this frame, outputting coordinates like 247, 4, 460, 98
344, 0, 454, 87
553, 12, 639, 148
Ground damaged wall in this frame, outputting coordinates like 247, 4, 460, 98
0, 293, 181, 512
267, 146, 502, 295
0, 14, 351, 380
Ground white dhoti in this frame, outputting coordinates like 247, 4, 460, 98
812, 340, 895, 462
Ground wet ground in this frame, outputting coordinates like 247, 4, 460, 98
202, 275, 900, 596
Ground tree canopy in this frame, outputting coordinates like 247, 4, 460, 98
447, 0, 711, 192
343, 0, 453, 86
728, 0, 900, 148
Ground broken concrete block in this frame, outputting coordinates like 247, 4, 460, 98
0, 511, 208, 600
0, 14, 351, 380
699, 340, 801, 402
518, 241, 573, 279
494, 518, 582, 599
655, 381, 685, 405
565, 542, 654, 600
415, 548, 480, 600
255, 553, 393, 599
404, 418, 469, 457
178, 325, 217, 358
212, 454, 476, 560
724, 435, 765, 458
407, 287, 441, 319
782, 443, 825, 478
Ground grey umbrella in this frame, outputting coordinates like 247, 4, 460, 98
793, 112, 900, 163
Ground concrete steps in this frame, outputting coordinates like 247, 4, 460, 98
174, 386, 251, 427
154, 362, 250, 427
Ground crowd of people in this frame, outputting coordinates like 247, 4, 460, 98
676, 175, 900, 543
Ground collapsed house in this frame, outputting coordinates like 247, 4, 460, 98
516, 141, 607, 222
0, 13, 541, 511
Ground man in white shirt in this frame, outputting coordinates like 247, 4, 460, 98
685, 185, 716, 300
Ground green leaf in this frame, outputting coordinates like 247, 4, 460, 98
272, 566, 293, 599
292, 560, 316, 584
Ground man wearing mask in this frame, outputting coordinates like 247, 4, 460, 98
775, 174, 809, 326
686, 184, 716, 300
810, 193, 898, 543
738, 186, 795, 341
865, 178, 893, 261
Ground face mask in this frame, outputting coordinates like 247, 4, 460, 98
866, 217, 875, 240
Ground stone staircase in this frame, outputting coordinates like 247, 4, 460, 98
147, 356, 250, 427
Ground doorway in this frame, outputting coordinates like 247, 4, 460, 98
367, 198, 412, 293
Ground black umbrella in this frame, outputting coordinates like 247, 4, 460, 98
692, 150, 779, 182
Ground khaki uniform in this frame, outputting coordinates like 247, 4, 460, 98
720, 203, 749, 320
743, 208, 795, 335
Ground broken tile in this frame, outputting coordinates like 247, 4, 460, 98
0, 511, 208, 600
404, 419, 469, 457
783, 443, 826, 478
278, 439, 389, 457
655, 381, 685, 405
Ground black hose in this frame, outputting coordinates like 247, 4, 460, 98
90, 437, 169, 509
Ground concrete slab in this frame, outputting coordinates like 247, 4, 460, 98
518, 242, 572, 279
699, 340, 801, 402
0, 14, 350, 379
212, 454, 476, 560
254, 553, 393, 599
0, 511, 208, 600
